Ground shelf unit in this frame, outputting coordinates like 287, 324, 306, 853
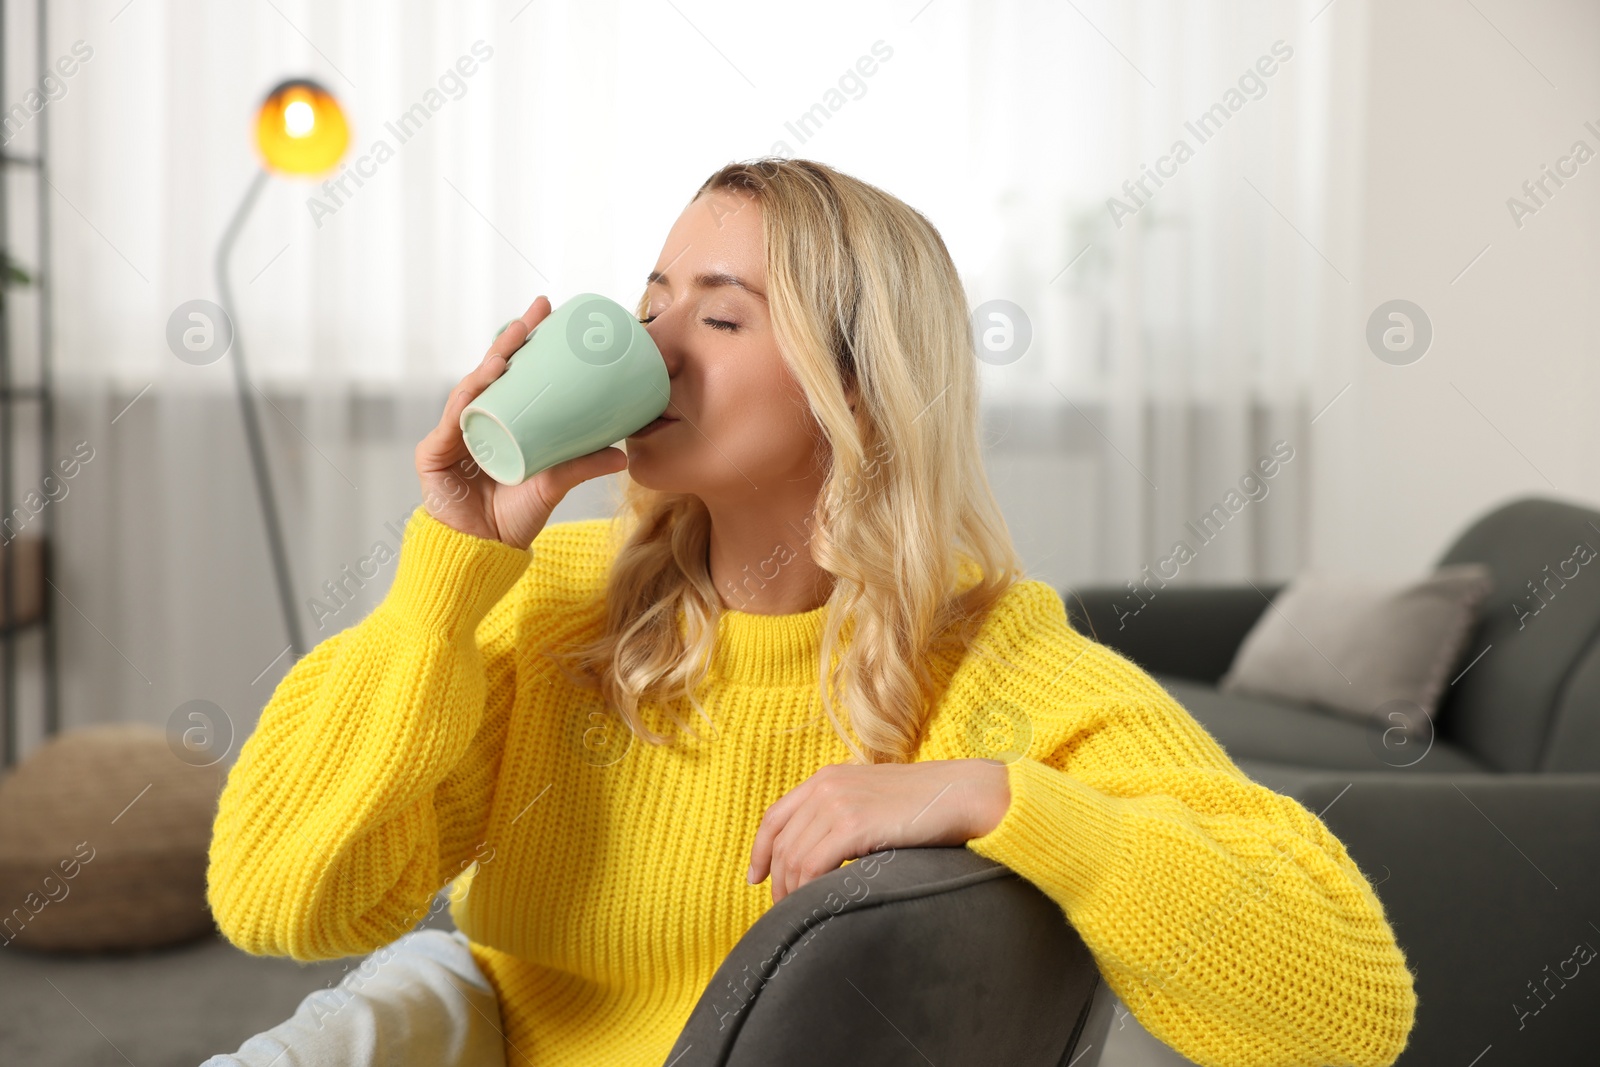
0, 0, 58, 768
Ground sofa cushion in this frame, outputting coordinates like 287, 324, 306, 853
1156, 675, 1487, 776
1216, 564, 1492, 735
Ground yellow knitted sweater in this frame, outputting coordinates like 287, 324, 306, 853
207, 505, 1416, 1067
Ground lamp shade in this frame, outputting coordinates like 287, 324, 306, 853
254, 78, 349, 176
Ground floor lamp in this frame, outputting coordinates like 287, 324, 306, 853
214, 79, 349, 659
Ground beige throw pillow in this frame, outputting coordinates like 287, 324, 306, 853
1218, 563, 1493, 734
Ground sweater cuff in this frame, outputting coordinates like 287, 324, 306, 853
380, 504, 532, 642
964, 756, 1131, 914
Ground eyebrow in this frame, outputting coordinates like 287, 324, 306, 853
646, 269, 767, 300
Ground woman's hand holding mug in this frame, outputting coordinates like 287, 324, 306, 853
415, 296, 630, 550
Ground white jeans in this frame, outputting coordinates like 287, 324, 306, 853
200, 928, 507, 1066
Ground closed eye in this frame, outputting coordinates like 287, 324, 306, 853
638, 314, 739, 332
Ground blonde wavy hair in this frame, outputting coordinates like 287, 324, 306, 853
550, 157, 1025, 764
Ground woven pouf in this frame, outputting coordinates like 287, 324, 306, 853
0, 722, 221, 952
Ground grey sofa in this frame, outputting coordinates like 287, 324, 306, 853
1063, 495, 1600, 1065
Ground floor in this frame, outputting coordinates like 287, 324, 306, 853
0, 930, 349, 1066
0, 902, 459, 1067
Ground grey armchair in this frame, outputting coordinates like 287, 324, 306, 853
1065, 495, 1600, 1065
664, 847, 1112, 1066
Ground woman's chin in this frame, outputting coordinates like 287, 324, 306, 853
617, 450, 676, 492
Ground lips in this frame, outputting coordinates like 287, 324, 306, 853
628, 412, 678, 437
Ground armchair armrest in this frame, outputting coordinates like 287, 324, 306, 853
1061, 583, 1285, 685
1264, 771, 1600, 1064
665, 847, 1105, 1067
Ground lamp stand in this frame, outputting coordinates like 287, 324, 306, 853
215, 166, 306, 659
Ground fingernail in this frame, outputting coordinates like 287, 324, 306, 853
746, 865, 756, 884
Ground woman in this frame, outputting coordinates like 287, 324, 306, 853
204, 158, 1416, 1066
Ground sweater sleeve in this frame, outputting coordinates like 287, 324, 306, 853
933, 581, 1417, 1067
206, 504, 533, 961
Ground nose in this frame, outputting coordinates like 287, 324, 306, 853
641, 308, 685, 379
639, 311, 683, 418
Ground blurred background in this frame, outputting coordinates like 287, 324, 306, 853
19, 0, 1597, 753
0, 0, 1596, 1065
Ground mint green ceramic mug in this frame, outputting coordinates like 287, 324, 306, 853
460, 293, 669, 485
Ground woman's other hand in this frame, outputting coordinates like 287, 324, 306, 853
747, 758, 1012, 904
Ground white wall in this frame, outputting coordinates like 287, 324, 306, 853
1313, 0, 1600, 577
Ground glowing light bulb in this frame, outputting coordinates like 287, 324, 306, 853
283, 99, 315, 138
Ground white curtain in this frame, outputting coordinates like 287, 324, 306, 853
32, 0, 1365, 758
968, 1, 1368, 605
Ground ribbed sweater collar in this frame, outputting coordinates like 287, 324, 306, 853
703, 599, 839, 687
669, 557, 983, 690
